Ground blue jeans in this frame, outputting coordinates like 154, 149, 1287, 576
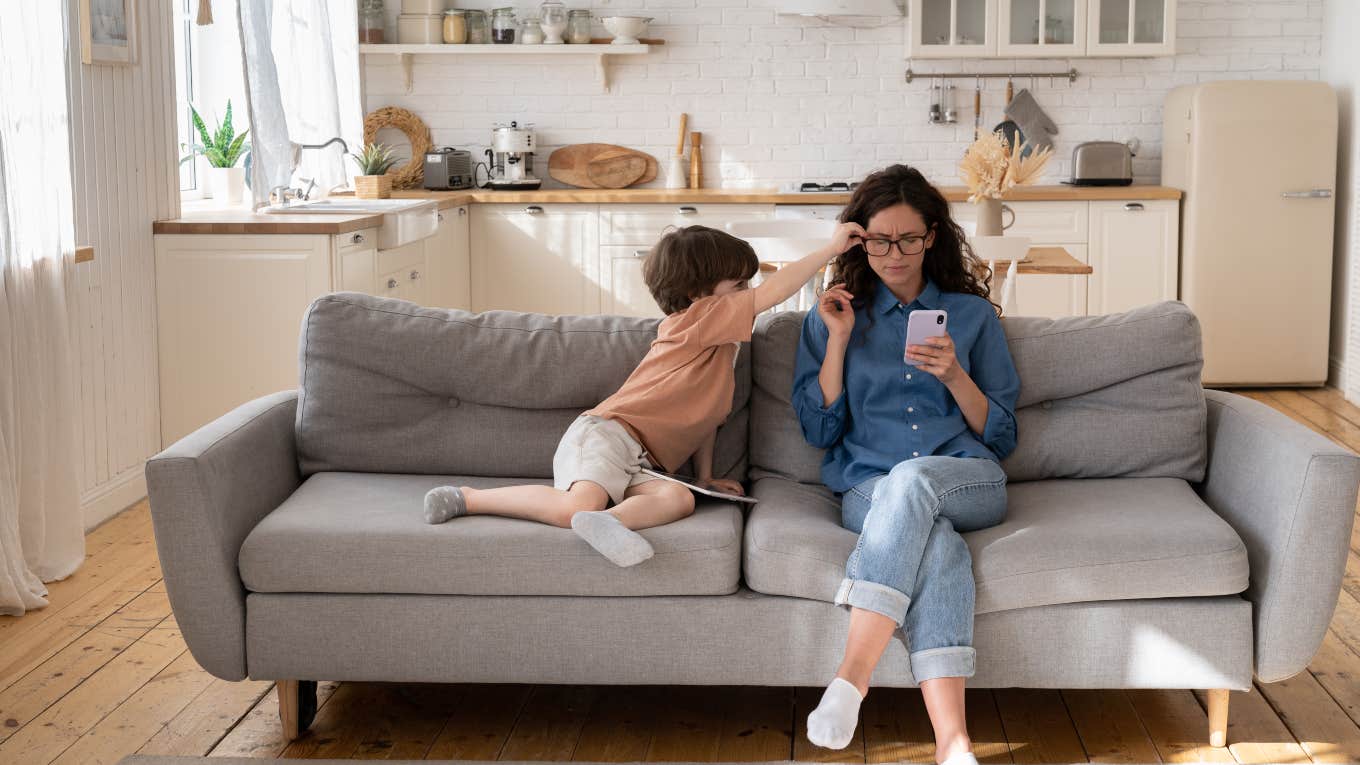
837, 456, 1008, 683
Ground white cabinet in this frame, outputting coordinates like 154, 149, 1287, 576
470, 203, 601, 315
997, 0, 1087, 57
1087, 0, 1175, 56
155, 231, 364, 445
376, 240, 428, 305
1086, 199, 1178, 314
424, 205, 472, 310
600, 246, 664, 319
907, 0, 998, 58
1013, 244, 1089, 317
953, 200, 1089, 318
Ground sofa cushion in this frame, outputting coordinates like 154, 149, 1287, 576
750, 301, 1207, 484
239, 472, 743, 597
295, 293, 749, 479
742, 475, 1248, 614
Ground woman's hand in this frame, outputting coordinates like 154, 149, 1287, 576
698, 477, 746, 497
827, 221, 867, 255
906, 332, 964, 385
817, 285, 855, 340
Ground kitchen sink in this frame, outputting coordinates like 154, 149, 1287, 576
265, 198, 438, 249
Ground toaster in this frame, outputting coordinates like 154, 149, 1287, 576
422, 147, 474, 190
1066, 141, 1135, 186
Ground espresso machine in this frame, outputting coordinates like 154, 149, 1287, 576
480, 121, 543, 190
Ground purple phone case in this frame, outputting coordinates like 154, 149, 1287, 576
905, 310, 948, 366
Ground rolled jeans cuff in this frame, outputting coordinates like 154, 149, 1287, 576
911, 646, 976, 683
834, 577, 911, 626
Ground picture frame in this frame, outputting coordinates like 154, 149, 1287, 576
80, 0, 138, 65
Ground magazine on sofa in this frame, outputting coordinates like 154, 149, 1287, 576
639, 468, 759, 504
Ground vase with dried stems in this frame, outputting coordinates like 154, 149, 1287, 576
349, 143, 400, 199
959, 131, 1052, 236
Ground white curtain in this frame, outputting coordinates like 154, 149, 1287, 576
237, 0, 362, 207
0, 1, 83, 615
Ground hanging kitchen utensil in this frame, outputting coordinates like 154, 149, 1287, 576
973, 77, 982, 139
993, 75, 1028, 157
1004, 88, 1058, 152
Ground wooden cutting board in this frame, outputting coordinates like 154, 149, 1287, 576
549, 144, 658, 189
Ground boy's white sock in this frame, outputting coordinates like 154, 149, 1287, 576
806, 677, 863, 750
571, 511, 654, 567
940, 751, 979, 765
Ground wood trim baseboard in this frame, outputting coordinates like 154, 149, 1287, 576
81, 466, 147, 531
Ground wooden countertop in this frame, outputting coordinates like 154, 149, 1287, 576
154, 185, 1181, 235
1008, 246, 1092, 275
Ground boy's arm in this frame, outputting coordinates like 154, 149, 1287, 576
692, 428, 745, 496
750, 221, 865, 314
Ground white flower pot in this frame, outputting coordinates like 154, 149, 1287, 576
208, 166, 245, 206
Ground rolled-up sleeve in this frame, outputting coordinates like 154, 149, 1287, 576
971, 311, 1020, 459
793, 311, 848, 449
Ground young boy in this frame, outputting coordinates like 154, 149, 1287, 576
423, 222, 865, 567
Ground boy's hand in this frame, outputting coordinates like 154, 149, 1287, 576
698, 477, 746, 497
818, 285, 855, 340
826, 222, 867, 257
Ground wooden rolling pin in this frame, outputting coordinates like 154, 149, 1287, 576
689, 132, 702, 189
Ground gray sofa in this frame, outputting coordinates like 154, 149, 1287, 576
145, 293, 1360, 744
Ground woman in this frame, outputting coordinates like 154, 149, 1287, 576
794, 165, 1020, 765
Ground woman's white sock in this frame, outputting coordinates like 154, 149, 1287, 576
940, 751, 979, 765
806, 677, 863, 750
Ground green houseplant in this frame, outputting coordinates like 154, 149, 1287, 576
348, 142, 400, 199
181, 100, 251, 205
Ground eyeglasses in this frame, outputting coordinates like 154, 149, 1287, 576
861, 235, 928, 258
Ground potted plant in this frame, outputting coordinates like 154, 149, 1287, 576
349, 143, 400, 199
959, 130, 1052, 235
181, 100, 250, 206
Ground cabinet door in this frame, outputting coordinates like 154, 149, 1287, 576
1011, 244, 1088, 318
1087, 0, 1175, 57
908, 0, 998, 58
951, 200, 1088, 243
1087, 200, 1178, 315
425, 206, 472, 310
600, 246, 665, 319
154, 234, 330, 446
599, 204, 773, 246
470, 204, 600, 315
997, 0, 1086, 57
334, 229, 377, 293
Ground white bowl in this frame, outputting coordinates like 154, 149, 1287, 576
970, 235, 1031, 265
602, 16, 652, 45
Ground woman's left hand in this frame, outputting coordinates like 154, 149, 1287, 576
906, 332, 963, 384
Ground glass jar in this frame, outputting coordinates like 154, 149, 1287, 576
491, 7, 517, 44
442, 9, 467, 44
566, 9, 591, 44
358, 0, 385, 44
539, 1, 568, 44
466, 10, 489, 43
519, 15, 544, 44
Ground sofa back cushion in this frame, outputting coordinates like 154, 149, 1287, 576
750, 300, 1206, 484
295, 293, 750, 478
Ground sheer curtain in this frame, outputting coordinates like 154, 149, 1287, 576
0, 0, 83, 615
237, 0, 362, 207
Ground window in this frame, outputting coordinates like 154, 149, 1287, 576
171, 0, 249, 201
172, 0, 197, 194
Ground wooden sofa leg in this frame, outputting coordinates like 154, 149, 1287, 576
278, 679, 318, 740
1207, 689, 1229, 747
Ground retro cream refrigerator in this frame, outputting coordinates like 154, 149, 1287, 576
1162, 81, 1338, 386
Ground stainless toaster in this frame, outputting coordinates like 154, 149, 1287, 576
1067, 140, 1136, 186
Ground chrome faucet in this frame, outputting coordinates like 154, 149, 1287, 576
295, 137, 349, 156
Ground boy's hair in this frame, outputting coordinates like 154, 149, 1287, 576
643, 225, 760, 315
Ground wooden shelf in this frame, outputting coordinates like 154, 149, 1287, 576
358, 43, 654, 93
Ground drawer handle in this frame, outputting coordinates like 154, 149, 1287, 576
1123, 202, 1144, 211
678, 206, 698, 215
525, 205, 545, 215
633, 249, 650, 258
1281, 189, 1333, 199
350, 233, 366, 244
410, 270, 421, 280
386, 278, 399, 289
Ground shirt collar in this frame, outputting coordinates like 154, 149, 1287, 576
875, 278, 941, 315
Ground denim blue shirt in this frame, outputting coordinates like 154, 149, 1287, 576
793, 279, 1020, 493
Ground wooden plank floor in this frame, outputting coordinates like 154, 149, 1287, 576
3, 386, 1360, 763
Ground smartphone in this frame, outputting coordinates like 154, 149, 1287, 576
905, 309, 948, 366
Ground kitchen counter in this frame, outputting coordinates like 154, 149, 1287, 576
154, 185, 1182, 235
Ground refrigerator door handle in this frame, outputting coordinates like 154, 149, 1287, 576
1281, 189, 1333, 199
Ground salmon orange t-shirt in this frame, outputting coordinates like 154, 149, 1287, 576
585, 289, 757, 473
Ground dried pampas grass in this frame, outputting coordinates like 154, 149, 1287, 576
961, 130, 1052, 202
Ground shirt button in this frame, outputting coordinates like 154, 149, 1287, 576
911, 424, 919, 430
907, 407, 914, 413
912, 451, 920, 457
906, 374, 912, 380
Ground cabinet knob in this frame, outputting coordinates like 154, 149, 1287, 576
410, 270, 421, 280
387, 278, 399, 289
1122, 202, 1145, 211
437, 213, 445, 222
351, 233, 366, 244
525, 205, 545, 215
678, 206, 698, 215
458, 207, 467, 216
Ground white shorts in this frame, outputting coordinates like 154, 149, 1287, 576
552, 415, 660, 505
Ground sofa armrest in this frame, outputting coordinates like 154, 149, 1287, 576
1200, 389, 1360, 682
145, 391, 301, 681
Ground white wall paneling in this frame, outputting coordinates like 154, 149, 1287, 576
65, 0, 179, 529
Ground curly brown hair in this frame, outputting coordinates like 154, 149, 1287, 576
643, 225, 760, 315
832, 164, 998, 326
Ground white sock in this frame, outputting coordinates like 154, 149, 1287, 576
570, 511, 654, 567
806, 677, 863, 750
940, 751, 978, 765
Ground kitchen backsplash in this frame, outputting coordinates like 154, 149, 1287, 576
364, 0, 1322, 188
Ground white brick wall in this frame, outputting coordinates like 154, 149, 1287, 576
364, 0, 1322, 188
